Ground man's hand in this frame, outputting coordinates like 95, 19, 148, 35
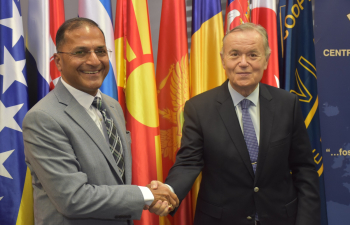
146, 180, 179, 216
149, 200, 172, 216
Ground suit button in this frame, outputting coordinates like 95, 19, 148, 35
247, 216, 252, 220
254, 187, 259, 192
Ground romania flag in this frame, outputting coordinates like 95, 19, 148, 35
189, 0, 226, 215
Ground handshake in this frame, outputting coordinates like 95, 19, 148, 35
144, 181, 179, 217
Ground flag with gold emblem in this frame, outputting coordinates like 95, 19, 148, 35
156, 0, 193, 224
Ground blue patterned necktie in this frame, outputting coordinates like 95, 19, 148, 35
240, 99, 259, 173
92, 97, 125, 182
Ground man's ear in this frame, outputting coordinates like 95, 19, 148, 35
53, 53, 62, 72
264, 53, 271, 70
220, 53, 225, 69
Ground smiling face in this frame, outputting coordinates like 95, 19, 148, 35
221, 29, 269, 97
54, 25, 109, 96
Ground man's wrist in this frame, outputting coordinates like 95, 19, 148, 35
138, 186, 154, 206
165, 184, 174, 193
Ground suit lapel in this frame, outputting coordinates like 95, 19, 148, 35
255, 83, 274, 182
54, 81, 124, 184
217, 80, 255, 179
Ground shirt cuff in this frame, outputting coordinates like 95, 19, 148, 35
138, 186, 154, 206
165, 184, 174, 193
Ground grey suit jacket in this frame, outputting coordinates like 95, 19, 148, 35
23, 80, 144, 225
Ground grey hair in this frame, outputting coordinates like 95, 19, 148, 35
221, 22, 271, 58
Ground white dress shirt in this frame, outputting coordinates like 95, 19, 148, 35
61, 78, 154, 205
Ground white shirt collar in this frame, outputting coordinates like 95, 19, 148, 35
60, 78, 102, 110
228, 82, 259, 107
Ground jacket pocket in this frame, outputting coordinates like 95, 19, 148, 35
269, 133, 291, 148
285, 198, 298, 217
196, 198, 222, 219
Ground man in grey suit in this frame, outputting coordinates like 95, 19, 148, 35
23, 18, 178, 225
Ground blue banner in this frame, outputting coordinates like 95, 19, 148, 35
314, 1, 350, 225
0, 1, 30, 224
277, 1, 328, 224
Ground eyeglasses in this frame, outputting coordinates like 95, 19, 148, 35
57, 49, 112, 59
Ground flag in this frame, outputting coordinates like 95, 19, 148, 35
251, 0, 279, 87
0, 1, 33, 225
26, 0, 50, 106
190, 0, 226, 98
79, 0, 118, 100
156, 0, 192, 224
224, 0, 250, 34
277, 1, 328, 224
123, 0, 162, 224
26, 0, 64, 108
49, 0, 65, 90
190, 0, 226, 214
114, 0, 126, 114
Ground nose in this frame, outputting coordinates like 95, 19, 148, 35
85, 51, 101, 66
239, 55, 248, 67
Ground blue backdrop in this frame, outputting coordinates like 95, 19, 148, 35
315, 1, 350, 224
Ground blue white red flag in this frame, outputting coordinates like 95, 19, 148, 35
0, 1, 33, 224
79, 0, 118, 100
26, 0, 51, 105
26, 0, 64, 107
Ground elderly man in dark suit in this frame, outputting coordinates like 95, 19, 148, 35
152, 22, 320, 225
23, 17, 178, 225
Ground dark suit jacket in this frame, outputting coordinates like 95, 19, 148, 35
165, 80, 320, 225
23, 80, 144, 225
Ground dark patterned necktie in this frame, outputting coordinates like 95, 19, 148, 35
92, 97, 125, 182
240, 99, 259, 173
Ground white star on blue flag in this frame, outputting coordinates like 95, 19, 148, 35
0, 1, 30, 224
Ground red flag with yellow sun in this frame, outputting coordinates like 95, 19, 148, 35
115, 0, 163, 224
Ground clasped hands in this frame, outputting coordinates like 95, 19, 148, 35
144, 181, 179, 216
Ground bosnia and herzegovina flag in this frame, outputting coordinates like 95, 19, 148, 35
277, 1, 328, 225
0, 1, 33, 225
79, 0, 118, 100
156, 0, 192, 224
190, 0, 226, 215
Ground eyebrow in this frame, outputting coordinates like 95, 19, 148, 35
72, 46, 107, 50
228, 49, 260, 54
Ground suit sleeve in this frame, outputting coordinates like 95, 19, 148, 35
165, 100, 204, 202
289, 95, 321, 225
23, 109, 145, 220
